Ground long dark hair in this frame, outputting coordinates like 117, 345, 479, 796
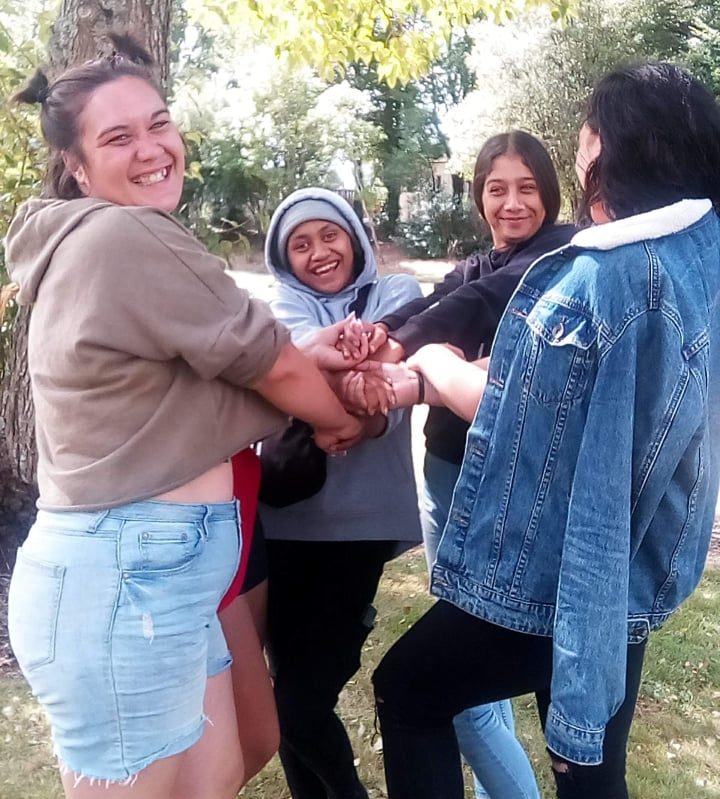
12, 33, 163, 200
472, 131, 561, 225
582, 62, 720, 220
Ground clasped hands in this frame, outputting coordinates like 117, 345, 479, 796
305, 314, 435, 416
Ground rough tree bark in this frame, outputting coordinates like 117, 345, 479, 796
47, 0, 172, 84
0, 0, 172, 487
0, 308, 35, 485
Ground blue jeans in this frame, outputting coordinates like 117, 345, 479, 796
421, 453, 540, 799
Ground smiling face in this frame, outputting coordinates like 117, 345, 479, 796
481, 153, 546, 250
69, 76, 185, 212
286, 220, 355, 294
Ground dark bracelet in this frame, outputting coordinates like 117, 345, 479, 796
416, 371, 425, 404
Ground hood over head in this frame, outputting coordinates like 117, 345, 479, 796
276, 199, 356, 266
4, 197, 114, 305
265, 187, 377, 299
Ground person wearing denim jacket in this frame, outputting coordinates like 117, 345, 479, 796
372, 63, 720, 799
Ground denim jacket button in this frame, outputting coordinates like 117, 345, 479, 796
552, 322, 565, 340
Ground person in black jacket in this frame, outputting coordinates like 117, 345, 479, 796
367, 131, 576, 799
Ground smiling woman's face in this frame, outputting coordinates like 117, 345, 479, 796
481, 153, 546, 250
69, 76, 185, 212
286, 220, 355, 294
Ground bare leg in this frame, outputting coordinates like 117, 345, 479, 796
173, 669, 245, 799
243, 577, 269, 641
219, 582, 279, 783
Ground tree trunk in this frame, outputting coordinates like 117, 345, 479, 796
0, 308, 35, 485
451, 173, 465, 202
48, 0, 171, 84
0, 0, 172, 487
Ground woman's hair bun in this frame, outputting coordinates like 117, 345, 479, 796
107, 32, 154, 67
12, 68, 50, 105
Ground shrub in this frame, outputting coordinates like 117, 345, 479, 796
394, 191, 480, 258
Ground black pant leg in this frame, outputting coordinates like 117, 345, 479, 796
536, 641, 647, 799
375, 599, 648, 799
266, 539, 394, 799
373, 599, 553, 799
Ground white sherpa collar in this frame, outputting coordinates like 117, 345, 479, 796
571, 199, 712, 251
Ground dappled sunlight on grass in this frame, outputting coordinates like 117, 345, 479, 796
0, 678, 62, 798
1, 559, 719, 798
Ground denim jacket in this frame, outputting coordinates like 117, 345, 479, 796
432, 199, 720, 765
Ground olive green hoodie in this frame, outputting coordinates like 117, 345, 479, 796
6, 197, 289, 510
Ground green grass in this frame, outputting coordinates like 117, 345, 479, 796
0, 676, 62, 798
2, 556, 719, 798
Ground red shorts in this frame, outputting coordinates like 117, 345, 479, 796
218, 448, 262, 611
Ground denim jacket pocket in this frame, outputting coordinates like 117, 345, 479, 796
525, 300, 596, 404
8, 549, 66, 671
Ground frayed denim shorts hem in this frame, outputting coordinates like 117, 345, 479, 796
8, 499, 241, 782
58, 720, 206, 787
207, 642, 234, 677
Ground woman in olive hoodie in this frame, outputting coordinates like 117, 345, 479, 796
5, 38, 360, 799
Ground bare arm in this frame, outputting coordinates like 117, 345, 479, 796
251, 342, 362, 451
407, 344, 489, 422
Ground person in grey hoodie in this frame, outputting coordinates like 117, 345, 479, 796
259, 188, 423, 799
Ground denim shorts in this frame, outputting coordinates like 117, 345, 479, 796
7, 499, 241, 782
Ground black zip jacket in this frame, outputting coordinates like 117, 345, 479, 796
380, 223, 577, 464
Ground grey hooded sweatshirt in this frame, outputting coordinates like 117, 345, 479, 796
259, 188, 423, 545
